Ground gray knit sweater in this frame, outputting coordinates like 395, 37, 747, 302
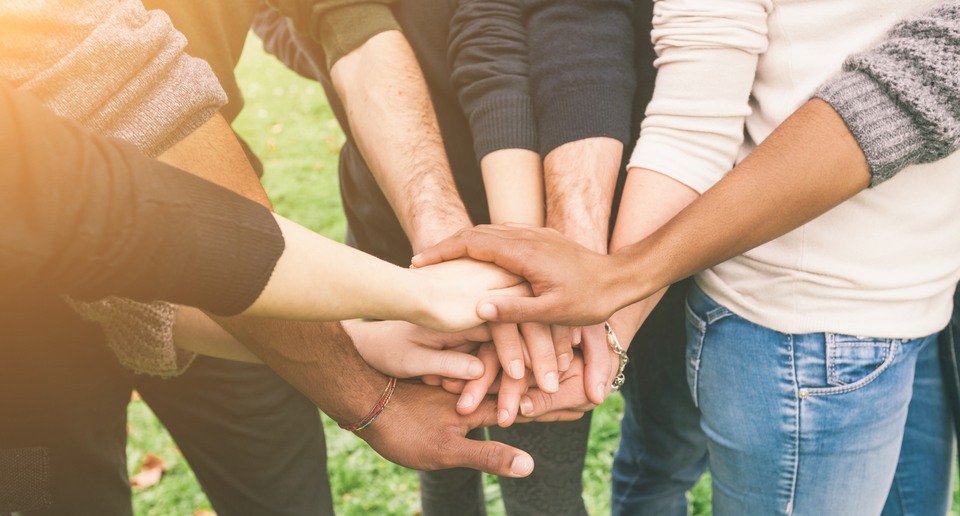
0, 0, 228, 376
815, 2, 960, 186
0, 0, 227, 157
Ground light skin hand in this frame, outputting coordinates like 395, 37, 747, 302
342, 319, 490, 380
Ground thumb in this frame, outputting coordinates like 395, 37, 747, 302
477, 296, 553, 325
446, 435, 535, 477
402, 347, 485, 380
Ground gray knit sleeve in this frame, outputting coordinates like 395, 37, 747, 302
0, 0, 227, 157
814, 2, 960, 187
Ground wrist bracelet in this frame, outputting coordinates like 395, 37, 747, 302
604, 322, 629, 391
339, 376, 398, 433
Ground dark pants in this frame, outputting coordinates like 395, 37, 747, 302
0, 296, 333, 516
611, 279, 708, 516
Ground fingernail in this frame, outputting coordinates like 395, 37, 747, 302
411, 253, 421, 263
510, 454, 534, 476
508, 360, 524, 380
498, 409, 510, 425
520, 396, 533, 416
596, 382, 607, 401
543, 372, 559, 393
468, 361, 484, 378
458, 394, 474, 409
558, 353, 572, 372
478, 303, 498, 320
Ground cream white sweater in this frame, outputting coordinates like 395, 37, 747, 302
629, 0, 960, 338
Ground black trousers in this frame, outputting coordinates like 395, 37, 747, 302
0, 296, 333, 516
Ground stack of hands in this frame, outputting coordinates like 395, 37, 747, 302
345, 226, 634, 432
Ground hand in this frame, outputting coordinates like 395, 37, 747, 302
412, 257, 529, 331
412, 225, 626, 326
516, 345, 622, 419
343, 319, 492, 380
359, 381, 536, 477
415, 258, 564, 393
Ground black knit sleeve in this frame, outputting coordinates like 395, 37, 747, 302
449, 0, 537, 161
521, 0, 636, 156
0, 83, 284, 315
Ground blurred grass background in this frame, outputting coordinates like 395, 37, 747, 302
126, 34, 958, 515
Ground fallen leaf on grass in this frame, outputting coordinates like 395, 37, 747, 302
130, 453, 166, 488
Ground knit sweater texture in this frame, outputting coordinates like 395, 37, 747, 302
815, 1, 960, 186
0, 0, 228, 376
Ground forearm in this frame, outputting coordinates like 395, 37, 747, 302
611, 99, 870, 306
210, 315, 389, 424
331, 30, 471, 251
543, 137, 621, 252
481, 149, 544, 226
606, 168, 699, 343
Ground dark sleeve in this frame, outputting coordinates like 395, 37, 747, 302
253, 3, 326, 82
266, 0, 400, 71
449, 0, 537, 161
521, 0, 636, 156
0, 82, 284, 316
814, 2, 960, 186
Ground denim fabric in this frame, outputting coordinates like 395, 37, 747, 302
686, 284, 952, 516
612, 279, 707, 516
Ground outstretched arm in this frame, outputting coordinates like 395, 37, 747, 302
413, 1, 960, 330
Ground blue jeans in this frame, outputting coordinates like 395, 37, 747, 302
612, 279, 708, 516
686, 284, 953, 515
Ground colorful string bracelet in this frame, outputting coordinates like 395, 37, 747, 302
339, 376, 398, 433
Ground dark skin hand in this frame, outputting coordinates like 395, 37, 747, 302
411, 225, 624, 327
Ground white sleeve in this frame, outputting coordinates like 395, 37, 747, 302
628, 0, 771, 193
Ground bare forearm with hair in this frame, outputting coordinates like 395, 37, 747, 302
332, 30, 471, 251
543, 137, 621, 251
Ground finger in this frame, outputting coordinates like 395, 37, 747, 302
441, 378, 467, 394
581, 324, 612, 405
457, 343, 500, 415
444, 434, 535, 478
490, 322, 525, 380
520, 323, 559, 393
551, 325, 574, 372
477, 295, 560, 325
519, 387, 593, 418
398, 347, 485, 380
527, 410, 587, 423
496, 374, 526, 427
572, 327, 582, 346
411, 227, 516, 269
421, 374, 443, 386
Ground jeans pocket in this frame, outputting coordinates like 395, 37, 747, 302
685, 301, 706, 407
808, 334, 900, 396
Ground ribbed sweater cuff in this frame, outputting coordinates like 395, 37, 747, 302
469, 95, 538, 160
536, 83, 633, 157
814, 71, 924, 187
314, 3, 401, 71
159, 164, 286, 316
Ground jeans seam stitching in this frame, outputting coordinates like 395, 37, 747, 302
787, 333, 800, 515
806, 340, 900, 397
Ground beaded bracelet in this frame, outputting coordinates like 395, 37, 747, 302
339, 376, 398, 433
604, 322, 629, 391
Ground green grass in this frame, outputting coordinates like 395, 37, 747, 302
127, 33, 958, 515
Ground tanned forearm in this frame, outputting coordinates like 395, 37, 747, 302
611, 99, 870, 307
331, 30, 471, 251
